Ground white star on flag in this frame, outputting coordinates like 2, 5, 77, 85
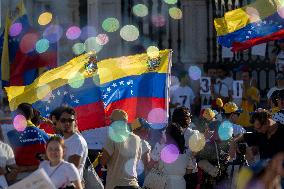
112, 83, 117, 87
107, 87, 111, 92
70, 94, 74, 99
248, 31, 252, 34
50, 93, 55, 99
46, 106, 49, 111
246, 36, 250, 39
119, 81, 124, 85
63, 91, 68, 95
131, 90, 134, 95
74, 99, 79, 104
103, 94, 108, 99
57, 90, 61, 96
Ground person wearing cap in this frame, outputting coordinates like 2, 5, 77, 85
101, 109, 143, 189
237, 68, 260, 128
223, 102, 246, 137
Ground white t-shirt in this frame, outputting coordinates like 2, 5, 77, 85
276, 51, 284, 72
39, 160, 80, 188
267, 86, 284, 99
0, 141, 15, 169
214, 80, 230, 97
170, 86, 195, 110
64, 133, 88, 179
141, 140, 151, 155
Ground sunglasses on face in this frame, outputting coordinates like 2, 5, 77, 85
59, 118, 75, 123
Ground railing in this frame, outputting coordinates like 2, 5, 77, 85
206, 0, 278, 99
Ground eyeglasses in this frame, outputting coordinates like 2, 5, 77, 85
59, 118, 75, 123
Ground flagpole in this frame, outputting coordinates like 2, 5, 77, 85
166, 49, 173, 124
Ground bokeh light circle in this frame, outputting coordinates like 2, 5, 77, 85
108, 121, 130, 142
151, 15, 166, 27
147, 108, 167, 124
169, 7, 183, 20
120, 25, 139, 42
66, 26, 81, 40
164, 0, 178, 4
84, 37, 103, 53
13, 115, 27, 131
38, 12, 53, 26
92, 74, 100, 86
132, 4, 149, 17
72, 43, 85, 55
218, 121, 233, 140
43, 24, 63, 43
147, 46, 159, 58
188, 131, 206, 152
80, 26, 97, 40
36, 84, 51, 100
36, 39, 49, 53
96, 34, 109, 45
68, 72, 85, 88
188, 65, 201, 80
245, 7, 261, 23
278, 6, 284, 19
9, 23, 22, 37
161, 144, 179, 164
124, 159, 144, 177
102, 18, 120, 32
20, 32, 39, 53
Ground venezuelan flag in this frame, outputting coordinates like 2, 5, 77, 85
5, 50, 172, 131
214, 0, 284, 51
1, 0, 57, 86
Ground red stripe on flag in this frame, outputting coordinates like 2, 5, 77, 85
105, 97, 166, 126
75, 101, 106, 131
232, 29, 284, 52
74, 97, 166, 131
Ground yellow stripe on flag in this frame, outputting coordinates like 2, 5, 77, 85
98, 49, 170, 84
5, 50, 171, 111
214, 0, 282, 36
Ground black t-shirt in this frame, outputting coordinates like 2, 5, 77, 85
243, 124, 284, 159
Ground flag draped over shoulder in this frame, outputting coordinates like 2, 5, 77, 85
5, 50, 172, 131
214, 0, 284, 51
0, 0, 57, 86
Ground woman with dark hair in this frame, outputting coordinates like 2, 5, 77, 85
158, 122, 192, 189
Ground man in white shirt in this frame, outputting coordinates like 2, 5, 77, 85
170, 72, 195, 111
55, 106, 88, 180
215, 65, 233, 102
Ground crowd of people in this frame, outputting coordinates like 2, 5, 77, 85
1, 63, 284, 189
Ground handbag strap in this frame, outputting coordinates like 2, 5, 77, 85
49, 161, 64, 178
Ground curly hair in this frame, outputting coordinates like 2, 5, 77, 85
172, 106, 191, 128
250, 110, 272, 125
